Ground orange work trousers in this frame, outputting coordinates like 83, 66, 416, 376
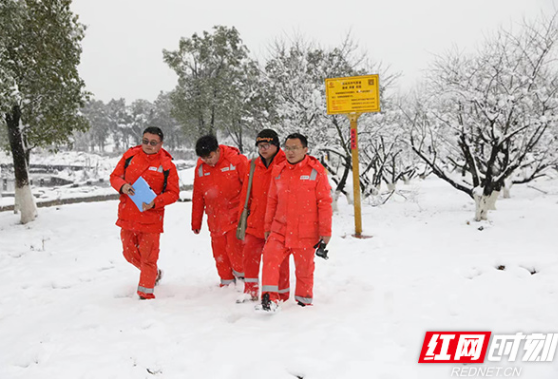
121, 229, 160, 299
261, 236, 315, 305
211, 230, 244, 286
242, 233, 290, 300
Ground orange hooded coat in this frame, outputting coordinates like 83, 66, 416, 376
110, 146, 180, 234
237, 149, 286, 239
265, 155, 332, 248
192, 145, 248, 236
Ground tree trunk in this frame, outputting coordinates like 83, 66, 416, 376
487, 190, 499, 210
473, 192, 490, 221
334, 156, 351, 194
346, 187, 354, 205
503, 186, 511, 199
332, 190, 341, 213
6, 105, 37, 224
503, 180, 512, 199
387, 182, 396, 192
237, 119, 243, 153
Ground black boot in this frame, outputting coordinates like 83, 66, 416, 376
261, 293, 271, 311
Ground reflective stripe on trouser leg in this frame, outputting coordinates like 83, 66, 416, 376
225, 230, 244, 277
232, 269, 245, 278
278, 286, 290, 301
261, 285, 279, 292
244, 278, 259, 296
243, 234, 265, 295
261, 237, 290, 303
292, 247, 315, 305
278, 255, 290, 301
138, 286, 154, 294
295, 296, 313, 305
211, 234, 234, 282
220, 279, 236, 286
136, 231, 160, 299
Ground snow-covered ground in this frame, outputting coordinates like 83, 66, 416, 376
1, 174, 557, 379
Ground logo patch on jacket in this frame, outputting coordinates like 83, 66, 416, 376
301, 169, 318, 181
221, 164, 236, 173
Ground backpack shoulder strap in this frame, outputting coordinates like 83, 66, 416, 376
124, 155, 134, 170
242, 159, 257, 210
162, 169, 170, 193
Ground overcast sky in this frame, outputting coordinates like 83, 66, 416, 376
71, 0, 556, 103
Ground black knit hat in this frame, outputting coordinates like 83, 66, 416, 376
256, 129, 279, 147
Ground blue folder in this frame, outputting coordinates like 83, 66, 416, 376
129, 176, 157, 212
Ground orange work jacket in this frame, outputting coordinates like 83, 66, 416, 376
238, 149, 286, 239
265, 155, 333, 248
110, 146, 180, 233
192, 145, 248, 236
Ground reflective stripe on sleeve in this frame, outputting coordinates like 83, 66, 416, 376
309, 169, 318, 181
198, 166, 204, 177
278, 288, 290, 294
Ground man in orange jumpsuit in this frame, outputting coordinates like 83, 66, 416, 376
110, 126, 180, 300
192, 135, 248, 286
236, 129, 289, 303
259, 133, 332, 312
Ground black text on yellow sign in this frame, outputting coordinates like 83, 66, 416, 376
325, 74, 380, 115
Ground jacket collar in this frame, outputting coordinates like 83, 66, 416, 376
259, 148, 286, 169
286, 154, 308, 169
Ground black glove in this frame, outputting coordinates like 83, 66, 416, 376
313, 239, 329, 260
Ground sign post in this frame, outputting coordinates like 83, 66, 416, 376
325, 75, 380, 238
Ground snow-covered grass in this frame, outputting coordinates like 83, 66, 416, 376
0, 176, 557, 379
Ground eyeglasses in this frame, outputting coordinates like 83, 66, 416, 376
284, 146, 304, 152
142, 139, 160, 146
258, 143, 272, 151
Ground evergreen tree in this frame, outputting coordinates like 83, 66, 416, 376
151, 91, 188, 150
163, 25, 264, 150
0, 0, 89, 223
77, 99, 111, 152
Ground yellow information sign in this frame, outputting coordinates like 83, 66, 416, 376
325, 75, 380, 114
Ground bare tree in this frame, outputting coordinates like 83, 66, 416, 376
409, 13, 558, 221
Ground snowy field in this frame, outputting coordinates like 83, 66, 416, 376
0, 175, 557, 379
0, 151, 196, 207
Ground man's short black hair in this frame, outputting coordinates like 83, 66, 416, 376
143, 126, 164, 141
285, 133, 308, 148
195, 135, 219, 157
